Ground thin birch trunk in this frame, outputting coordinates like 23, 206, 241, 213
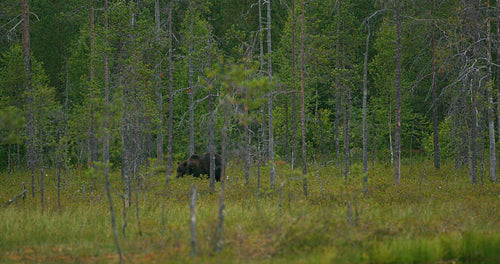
190, 185, 197, 256
22, 0, 35, 199
209, 92, 216, 192
104, 154, 123, 263
103, 0, 110, 167
497, 0, 500, 163
155, 0, 164, 163
39, 127, 44, 213
267, 0, 275, 189
486, 5, 496, 182
89, 0, 97, 167
291, 0, 297, 170
394, 0, 402, 185
188, 1, 195, 156
471, 81, 478, 184
334, 0, 341, 169
215, 177, 225, 252
258, 0, 265, 194
300, 1, 307, 197
167, 2, 174, 180
430, 2, 440, 170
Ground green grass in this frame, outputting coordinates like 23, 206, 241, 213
0, 161, 499, 263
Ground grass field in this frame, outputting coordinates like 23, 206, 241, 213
1, 160, 499, 263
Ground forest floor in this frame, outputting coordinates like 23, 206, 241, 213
0, 160, 499, 263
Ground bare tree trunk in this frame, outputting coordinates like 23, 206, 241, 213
431, 4, 440, 170
209, 92, 216, 192
222, 103, 229, 174
155, 0, 160, 42
167, 2, 174, 180
215, 178, 225, 252
39, 128, 44, 213
7, 145, 11, 178
245, 90, 250, 185
394, 0, 402, 185
471, 81, 478, 184
362, 19, 369, 177
104, 153, 123, 263
207, 27, 216, 191
486, 5, 496, 182
190, 185, 197, 256
89, 0, 97, 167
258, 0, 266, 192
389, 95, 394, 164
267, 0, 276, 189
291, 0, 297, 170
155, 0, 164, 163
22, 0, 35, 198
188, 1, 195, 156
343, 82, 352, 182
58, 56, 70, 210
496, 0, 500, 182
103, 0, 110, 166
497, 0, 500, 165
334, 0, 341, 168
300, 1, 307, 198
57, 157, 61, 209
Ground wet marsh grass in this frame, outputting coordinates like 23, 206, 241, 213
0, 161, 498, 263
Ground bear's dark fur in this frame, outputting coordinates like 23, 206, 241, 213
176, 153, 224, 182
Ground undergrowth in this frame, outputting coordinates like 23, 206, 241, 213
0, 161, 498, 263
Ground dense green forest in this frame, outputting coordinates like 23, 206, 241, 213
1, 0, 500, 183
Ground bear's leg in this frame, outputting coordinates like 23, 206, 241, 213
215, 168, 221, 182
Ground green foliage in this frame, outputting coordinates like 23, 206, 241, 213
0, 106, 25, 145
0, 45, 25, 108
422, 116, 455, 160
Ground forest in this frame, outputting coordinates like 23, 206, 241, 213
0, 0, 499, 263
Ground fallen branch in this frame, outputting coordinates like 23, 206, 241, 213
6, 182, 27, 206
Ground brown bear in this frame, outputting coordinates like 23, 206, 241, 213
176, 152, 224, 182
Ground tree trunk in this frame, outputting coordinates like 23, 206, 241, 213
471, 81, 478, 184
344, 82, 352, 182
245, 87, 250, 185
244, 122, 250, 185
190, 185, 197, 256
89, 0, 97, 167
188, 1, 195, 156
394, 0, 402, 185
291, 0, 297, 170
167, 2, 174, 180
155, 0, 164, 163
103, 0, 110, 167
209, 92, 216, 192
57, 156, 61, 210
215, 179, 225, 252
22, 0, 35, 198
334, 0, 341, 169
486, 4, 496, 182
300, 1, 307, 198
39, 125, 44, 213
497, 0, 500, 165
362, 15, 370, 184
430, 4, 440, 170
267, 0, 275, 188
104, 149, 123, 263
258, 0, 266, 193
